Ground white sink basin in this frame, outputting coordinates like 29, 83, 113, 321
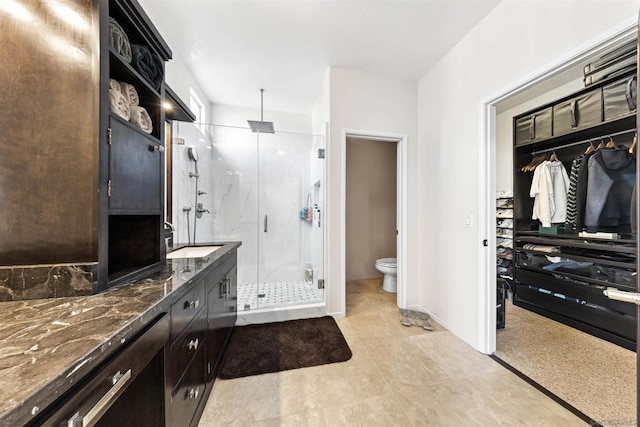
167, 246, 222, 259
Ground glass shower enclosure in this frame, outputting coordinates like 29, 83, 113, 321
172, 122, 325, 312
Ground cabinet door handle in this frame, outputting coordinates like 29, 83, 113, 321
186, 388, 199, 400
149, 144, 164, 153
68, 369, 132, 427
187, 338, 199, 351
264, 215, 268, 232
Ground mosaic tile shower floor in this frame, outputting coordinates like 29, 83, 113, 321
237, 280, 323, 310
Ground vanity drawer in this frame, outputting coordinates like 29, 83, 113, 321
171, 277, 205, 341
167, 309, 206, 394
168, 346, 206, 427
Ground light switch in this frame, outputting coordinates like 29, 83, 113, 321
465, 213, 472, 228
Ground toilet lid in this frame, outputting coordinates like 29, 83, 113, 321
376, 258, 397, 267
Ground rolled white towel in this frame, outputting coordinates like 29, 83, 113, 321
119, 82, 139, 106
129, 105, 153, 134
109, 88, 130, 121
109, 78, 121, 92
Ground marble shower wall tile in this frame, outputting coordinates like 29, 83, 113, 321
0, 263, 97, 301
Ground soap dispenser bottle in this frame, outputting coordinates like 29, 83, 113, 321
305, 262, 313, 284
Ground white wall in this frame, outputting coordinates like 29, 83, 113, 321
327, 67, 418, 317
418, 0, 638, 351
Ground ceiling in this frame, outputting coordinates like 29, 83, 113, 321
139, 0, 501, 114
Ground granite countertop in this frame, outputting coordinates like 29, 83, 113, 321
0, 242, 240, 426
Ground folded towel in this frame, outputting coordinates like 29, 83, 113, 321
130, 44, 164, 91
129, 106, 153, 134
109, 88, 130, 121
109, 17, 132, 63
109, 78, 121, 93
119, 82, 139, 106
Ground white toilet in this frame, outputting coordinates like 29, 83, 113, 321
375, 258, 397, 293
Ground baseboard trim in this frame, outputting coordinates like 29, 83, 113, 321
489, 354, 602, 427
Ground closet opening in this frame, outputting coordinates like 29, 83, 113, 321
482, 21, 638, 425
341, 130, 408, 315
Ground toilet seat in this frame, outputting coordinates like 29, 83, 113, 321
376, 258, 397, 268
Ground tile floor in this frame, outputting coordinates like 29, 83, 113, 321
199, 279, 585, 426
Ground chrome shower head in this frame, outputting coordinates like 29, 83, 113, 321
247, 120, 275, 133
247, 88, 275, 134
188, 146, 199, 162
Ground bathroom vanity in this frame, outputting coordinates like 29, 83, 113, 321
0, 242, 240, 427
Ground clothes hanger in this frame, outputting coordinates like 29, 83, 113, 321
596, 138, 607, 150
584, 140, 596, 154
605, 136, 616, 148
629, 133, 637, 155
549, 150, 559, 161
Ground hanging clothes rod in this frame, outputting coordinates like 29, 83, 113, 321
531, 128, 636, 155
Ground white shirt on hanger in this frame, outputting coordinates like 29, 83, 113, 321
530, 160, 570, 227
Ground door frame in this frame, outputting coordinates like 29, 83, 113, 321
342, 129, 408, 312
479, 19, 637, 354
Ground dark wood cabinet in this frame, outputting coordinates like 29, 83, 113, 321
0, 0, 172, 301
101, 0, 171, 286
205, 256, 238, 381
34, 314, 169, 426
167, 249, 238, 426
108, 117, 164, 213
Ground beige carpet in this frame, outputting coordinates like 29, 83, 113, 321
495, 299, 636, 426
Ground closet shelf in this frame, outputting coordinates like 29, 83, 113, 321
516, 265, 636, 293
514, 114, 636, 151
516, 230, 636, 245
109, 49, 162, 99
516, 248, 636, 269
515, 235, 636, 254
109, 113, 161, 145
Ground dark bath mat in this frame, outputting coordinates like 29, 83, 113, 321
218, 316, 352, 379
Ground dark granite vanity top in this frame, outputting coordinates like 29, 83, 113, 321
0, 242, 240, 426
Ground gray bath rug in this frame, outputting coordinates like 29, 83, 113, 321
399, 308, 434, 330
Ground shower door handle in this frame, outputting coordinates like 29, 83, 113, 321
264, 215, 268, 232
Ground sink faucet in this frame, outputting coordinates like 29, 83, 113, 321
164, 221, 175, 232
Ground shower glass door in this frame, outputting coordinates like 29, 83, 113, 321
257, 131, 324, 309
173, 122, 324, 312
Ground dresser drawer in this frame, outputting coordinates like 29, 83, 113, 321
167, 309, 206, 394
171, 277, 205, 341
168, 346, 206, 427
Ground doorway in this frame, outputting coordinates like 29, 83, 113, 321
345, 136, 397, 311
341, 130, 408, 314
480, 20, 637, 425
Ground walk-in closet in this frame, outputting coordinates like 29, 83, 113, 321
494, 39, 638, 425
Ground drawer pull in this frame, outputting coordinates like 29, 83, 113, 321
186, 388, 199, 400
184, 299, 200, 310
187, 338, 199, 351
68, 369, 132, 426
